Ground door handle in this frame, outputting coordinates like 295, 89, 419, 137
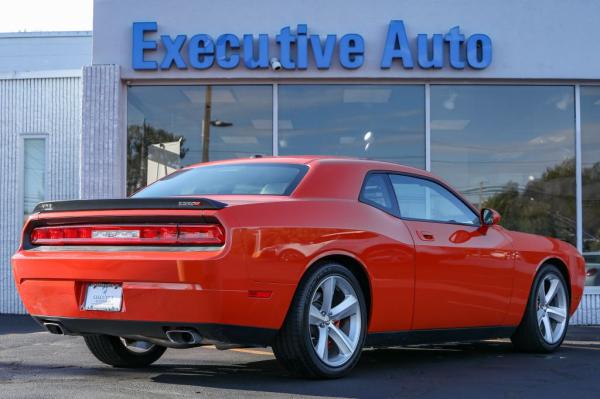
417, 231, 435, 241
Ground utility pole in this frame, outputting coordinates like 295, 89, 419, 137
479, 180, 484, 209
201, 86, 212, 163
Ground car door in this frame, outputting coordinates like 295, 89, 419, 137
387, 173, 514, 329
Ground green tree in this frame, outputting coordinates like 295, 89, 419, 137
582, 162, 600, 251
483, 158, 576, 245
127, 123, 189, 195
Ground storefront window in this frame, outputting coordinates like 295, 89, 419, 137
127, 85, 272, 195
278, 85, 425, 168
581, 86, 600, 286
431, 85, 576, 245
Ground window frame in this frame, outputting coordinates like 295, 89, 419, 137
359, 170, 482, 227
121, 81, 600, 293
358, 171, 399, 216
18, 134, 49, 221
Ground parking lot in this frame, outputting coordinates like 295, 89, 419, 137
1, 315, 599, 398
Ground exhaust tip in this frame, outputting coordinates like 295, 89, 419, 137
165, 329, 202, 345
43, 322, 65, 335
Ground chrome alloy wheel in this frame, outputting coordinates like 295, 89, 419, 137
308, 275, 362, 367
119, 338, 155, 354
536, 274, 568, 344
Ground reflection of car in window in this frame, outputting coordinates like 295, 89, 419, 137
12, 156, 586, 379
583, 252, 600, 286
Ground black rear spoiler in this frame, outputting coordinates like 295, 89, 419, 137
32, 197, 228, 213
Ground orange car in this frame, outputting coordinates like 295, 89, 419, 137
12, 157, 585, 378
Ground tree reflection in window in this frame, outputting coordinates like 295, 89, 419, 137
127, 123, 189, 195
482, 158, 576, 245
431, 85, 576, 246
126, 85, 273, 196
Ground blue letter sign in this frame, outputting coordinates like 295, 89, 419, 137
131, 21, 492, 72
381, 20, 414, 69
132, 21, 158, 70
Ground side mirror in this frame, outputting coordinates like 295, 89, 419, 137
481, 208, 501, 226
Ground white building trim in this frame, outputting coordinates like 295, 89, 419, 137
0, 69, 82, 81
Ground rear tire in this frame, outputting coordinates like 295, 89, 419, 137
272, 263, 367, 379
84, 335, 166, 368
511, 264, 570, 353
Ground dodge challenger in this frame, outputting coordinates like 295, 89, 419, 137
12, 156, 585, 378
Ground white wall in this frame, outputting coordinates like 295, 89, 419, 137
0, 73, 82, 314
0, 32, 91, 73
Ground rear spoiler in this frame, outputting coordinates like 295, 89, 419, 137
32, 197, 228, 213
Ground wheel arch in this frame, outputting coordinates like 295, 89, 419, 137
301, 253, 373, 326
537, 256, 572, 304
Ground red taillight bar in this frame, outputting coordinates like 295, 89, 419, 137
30, 224, 225, 246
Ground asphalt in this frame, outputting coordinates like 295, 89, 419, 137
0, 315, 599, 398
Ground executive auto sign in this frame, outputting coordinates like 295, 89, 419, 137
132, 20, 492, 71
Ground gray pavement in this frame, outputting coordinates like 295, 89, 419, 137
0, 315, 599, 398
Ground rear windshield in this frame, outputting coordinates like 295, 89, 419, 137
133, 163, 308, 197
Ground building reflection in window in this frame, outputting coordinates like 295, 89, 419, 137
126, 85, 272, 195
278, 85, 426, 168
431, 85, 576, 246
581, 86, 600, 286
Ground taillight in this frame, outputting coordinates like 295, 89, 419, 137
30, 224, 225, 246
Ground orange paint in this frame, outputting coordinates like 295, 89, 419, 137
12, 157, 585, 336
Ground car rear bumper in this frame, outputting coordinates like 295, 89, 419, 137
12, 247, 297, 343
32, 316, 277, 347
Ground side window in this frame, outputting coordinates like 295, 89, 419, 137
389, 174, 479, 225
360, 173, 394, 212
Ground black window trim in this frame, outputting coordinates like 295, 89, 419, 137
359, 170, 482, 228
358, 172, 400, 217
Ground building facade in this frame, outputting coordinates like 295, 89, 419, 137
0, 32, 91, 314
2, 0, 600, 323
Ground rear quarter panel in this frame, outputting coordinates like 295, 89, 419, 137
219, 198, 417, 332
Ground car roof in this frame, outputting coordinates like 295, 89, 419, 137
174, 156, 477, 211
182, 155, 460, 203
187, 155, 432, 177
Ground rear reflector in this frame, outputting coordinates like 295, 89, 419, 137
248, 290, 272, 299
30, 224, 224, 246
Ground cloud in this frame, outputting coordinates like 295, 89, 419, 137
430, 119, 471, 130
555, 93, 573, 111
528, 132, 569, 145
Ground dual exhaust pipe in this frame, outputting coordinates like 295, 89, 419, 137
43, 322, 66, 335
43, 322, 202, 347
165, 329, 202, 345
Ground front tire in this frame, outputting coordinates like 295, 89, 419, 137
84, 335, 166, 368
511, 264, 570, 353
272, 263, 367, 378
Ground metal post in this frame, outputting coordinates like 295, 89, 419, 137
201, 86, 212, 163
575, 84, 583, 253
272, 83, 279, 156
425, 84, 431, 172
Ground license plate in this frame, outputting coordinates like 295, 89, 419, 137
83, 284, 123, 312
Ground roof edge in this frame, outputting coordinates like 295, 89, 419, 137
0, 69, 83, 80
0, 31, 92, 39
